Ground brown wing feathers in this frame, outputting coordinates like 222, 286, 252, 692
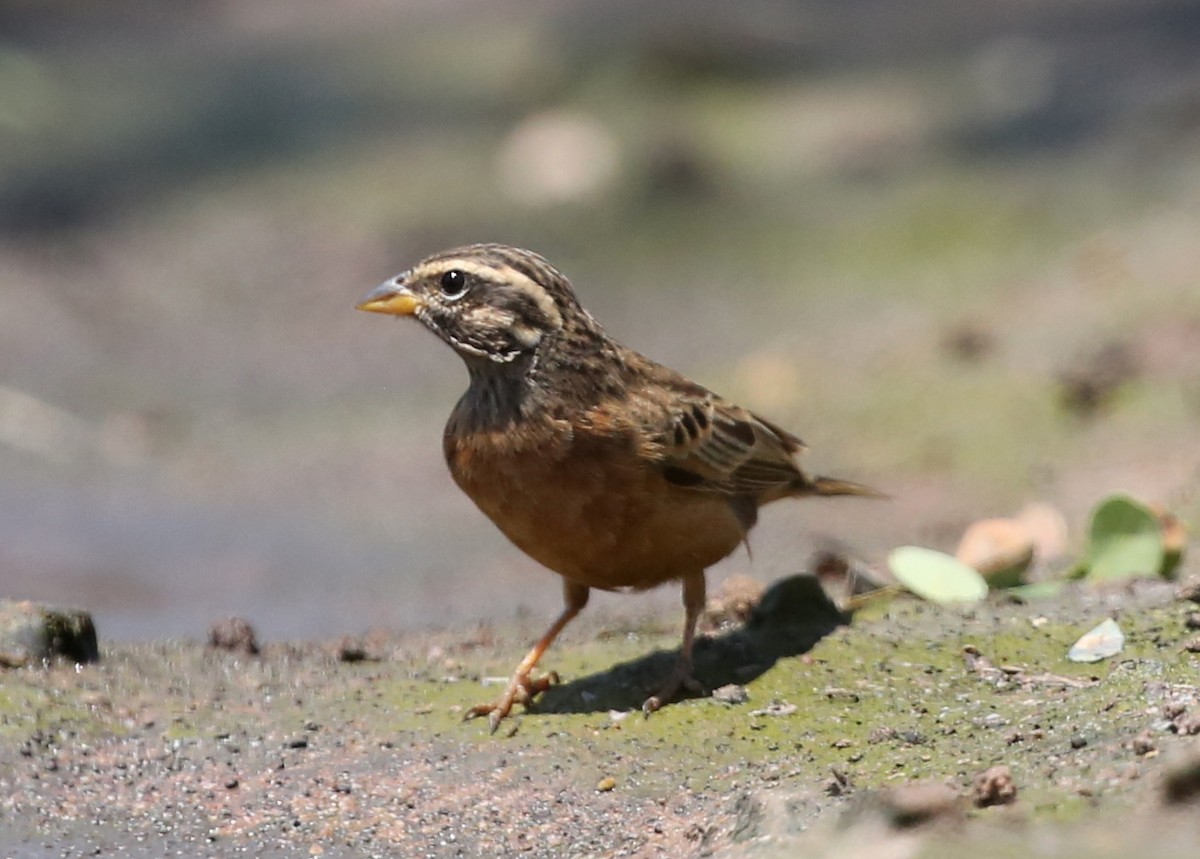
655, 390, 880, 501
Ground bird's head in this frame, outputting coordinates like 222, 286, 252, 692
358, 244, 594, 368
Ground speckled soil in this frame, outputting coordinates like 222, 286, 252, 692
3, 575, 1200, 858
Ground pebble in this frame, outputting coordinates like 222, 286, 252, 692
711, 684, 749, 705
207, 617, 260, 656
972, 765, 1018, 807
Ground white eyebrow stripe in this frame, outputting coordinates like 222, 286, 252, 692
413, 258, 563, 330
503, 269, 563, 330
412, 258, 508, 282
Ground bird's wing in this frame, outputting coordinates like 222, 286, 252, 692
656, 392, 809, 498
604, 357, 808, 499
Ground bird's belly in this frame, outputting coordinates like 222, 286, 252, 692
447, 437, 745, 590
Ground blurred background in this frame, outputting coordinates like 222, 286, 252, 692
2, 0, 1198, 639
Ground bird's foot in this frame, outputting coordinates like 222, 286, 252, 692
642, 667, 704, 716
465, 670, 560, 733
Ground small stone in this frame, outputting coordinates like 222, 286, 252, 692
711, 684, 749, 705
748, 701, 797, 718
972, 765, 1017, 807
981, 713, 1008, 729
1131, 732, 1157, 756
1185, 613, 1200, 631
286, 736, 309, 750
1177, 577, 1200, 604
868, 726, 898, 744
825, 768, 852, 796
224, 777, 239, 790
1175, 715, 1200, 736
823, 687, 860, 702
596, 776, 616, 792
207, 617, 259, 656
1070, 735, 1088, 749
701, 574, 764, 633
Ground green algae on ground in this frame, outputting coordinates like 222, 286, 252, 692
2, 579, 1198, 856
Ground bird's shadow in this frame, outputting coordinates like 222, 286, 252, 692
533, 574, 849, 716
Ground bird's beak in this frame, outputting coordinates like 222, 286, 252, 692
356, 279, 423, 316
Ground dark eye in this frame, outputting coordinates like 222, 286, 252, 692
439, 269, 467, 298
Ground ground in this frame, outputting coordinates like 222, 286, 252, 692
3, 575, 1200, 857
3, 3, 1200, 856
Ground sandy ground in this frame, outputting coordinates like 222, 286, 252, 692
4, 573, 1200, 858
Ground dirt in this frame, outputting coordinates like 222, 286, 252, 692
3, 575, 1200, 857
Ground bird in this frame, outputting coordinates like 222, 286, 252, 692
357, 243, 879, 732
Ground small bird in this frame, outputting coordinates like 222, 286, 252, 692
358, 244, 878, 731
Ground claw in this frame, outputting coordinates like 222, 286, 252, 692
642, 669, 704, 716
465, 670, 560, 733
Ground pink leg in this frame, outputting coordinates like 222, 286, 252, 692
466, 581, 590, 733
643, 571, 707, 714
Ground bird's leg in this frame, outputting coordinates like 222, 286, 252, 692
643, 571, 707, 714
466, 581, 590, 733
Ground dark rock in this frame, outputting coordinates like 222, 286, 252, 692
0, 599, 99, 666
335, 636, 371, 662
207, 617, 260, 655
1162, 747, 1200, 804
1057, 342, 1138, 417
878, 782, 962, 828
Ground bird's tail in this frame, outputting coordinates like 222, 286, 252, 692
804, 475, 888, 499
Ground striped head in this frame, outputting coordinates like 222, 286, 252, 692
358, 244, 596, 366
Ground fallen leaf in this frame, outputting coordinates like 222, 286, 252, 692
888, 546, 988, 605
1084, 495, 1164, 581
1067, 618, 1125, 662
956, 517, 1034, 587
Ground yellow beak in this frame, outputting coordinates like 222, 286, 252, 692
357, 281, 423, 316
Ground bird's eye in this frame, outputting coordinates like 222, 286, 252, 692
439, 269, 468, 298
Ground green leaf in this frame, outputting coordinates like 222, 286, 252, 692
1006, 580, 1068, 603
887, 546, 989, 605
1084, 494, 1164, 581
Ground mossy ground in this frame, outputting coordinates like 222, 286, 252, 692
2, 577, 1198, 856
